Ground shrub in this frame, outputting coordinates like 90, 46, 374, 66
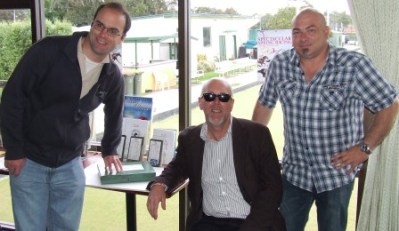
197, 60, 216, 73
0, 20, 72, 80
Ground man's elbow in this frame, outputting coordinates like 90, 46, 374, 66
252, 101, 272, 125
392, 96, 399, 114
384, 96, 399, 118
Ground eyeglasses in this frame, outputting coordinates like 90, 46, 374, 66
91, 20, 122, 37
202, 93, 231, 102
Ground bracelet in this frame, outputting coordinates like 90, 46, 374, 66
150, 182, 168, 192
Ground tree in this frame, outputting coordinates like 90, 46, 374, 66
44, 0, 178, 25
224, 8, 239, 16
45, 0, 67, 22
0, 9, 29, 22
328, 11, 352, 31
65, 0, 103, 26
265, 7, 296, 30
193, 6, 239, 15
257, 13, 273, 30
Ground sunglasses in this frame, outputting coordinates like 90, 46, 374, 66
202, 93, 231, 102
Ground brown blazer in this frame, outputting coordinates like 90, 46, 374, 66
148, 117, 285, 231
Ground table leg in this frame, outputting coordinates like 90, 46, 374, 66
179, 188, 188, 231
126, 193, 137, 231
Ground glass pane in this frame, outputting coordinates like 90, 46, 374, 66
189, 0, 358, 136
189, 1, 358, 230
0, 9, 32, 85
68, 2, 181, 230
0, 1, 361, 230
0, 8, 32, 224
0, 2, 182, 229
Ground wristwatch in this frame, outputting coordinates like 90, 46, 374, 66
359, 141, 372, 155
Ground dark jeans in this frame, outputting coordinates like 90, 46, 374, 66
191, 214, 244, 231
280, 177, 354, 231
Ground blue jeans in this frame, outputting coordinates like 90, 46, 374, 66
280, 177, 354, 231
10, 156, 85, 231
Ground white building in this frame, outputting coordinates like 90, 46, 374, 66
122, 13, 258, 68
75, 13, 258, 93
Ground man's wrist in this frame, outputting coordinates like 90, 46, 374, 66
150, 182, 168, 192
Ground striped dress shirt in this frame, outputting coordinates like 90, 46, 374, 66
200, 121, 250, 219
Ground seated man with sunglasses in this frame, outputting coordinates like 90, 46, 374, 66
147, 78, 285, 231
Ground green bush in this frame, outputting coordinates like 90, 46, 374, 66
46, 19, 73, 36
197, 53, 207, 62
0, 21, 31, 80
0, 20, 72, 80
197, 60, 216, 72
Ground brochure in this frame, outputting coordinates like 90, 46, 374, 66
151, 128, 177, 166
123, 96, 153, 121
117, 118, 150, 160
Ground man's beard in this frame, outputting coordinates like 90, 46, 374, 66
302, 48, 309, 55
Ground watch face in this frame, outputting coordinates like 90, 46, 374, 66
361, 143, 372, 154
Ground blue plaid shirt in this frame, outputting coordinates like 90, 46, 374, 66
258, 46, 398, 193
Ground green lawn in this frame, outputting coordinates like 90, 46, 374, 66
0, 84, 358, 230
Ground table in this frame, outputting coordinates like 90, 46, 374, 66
1, 155, 188, 231
0, 156, 8, 175
84, 159, 188, 231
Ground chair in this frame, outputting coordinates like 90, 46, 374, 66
153, 71, 169, 91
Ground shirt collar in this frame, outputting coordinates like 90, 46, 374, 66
200, 116, 233, 141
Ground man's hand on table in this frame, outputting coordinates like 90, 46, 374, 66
103, 154, 123, 172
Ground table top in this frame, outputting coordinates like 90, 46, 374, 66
85, 160, 188, 196
1, 155, 188, 195
0, 157, 8, 175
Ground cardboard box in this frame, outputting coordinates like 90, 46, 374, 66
98, 161, 155, 185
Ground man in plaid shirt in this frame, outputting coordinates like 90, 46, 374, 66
252, 8, 399, 231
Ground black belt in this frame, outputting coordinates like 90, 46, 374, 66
202, 214, 245, 224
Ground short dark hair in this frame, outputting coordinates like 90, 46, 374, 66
93, 2, 131, 36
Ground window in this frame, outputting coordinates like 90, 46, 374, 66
203, 27, 211, 47
0, 1, 361, 231
0, 6, 32, 227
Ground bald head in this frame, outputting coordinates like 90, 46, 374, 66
290, 7, 330, 61
201, 78, 233, 96
292, 8, 327, 28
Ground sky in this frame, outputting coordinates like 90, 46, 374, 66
191, 0, 350, 15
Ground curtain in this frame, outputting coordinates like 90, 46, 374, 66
347, 1, 399, 230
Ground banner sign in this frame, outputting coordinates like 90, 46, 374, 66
257, 29, 292, 59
